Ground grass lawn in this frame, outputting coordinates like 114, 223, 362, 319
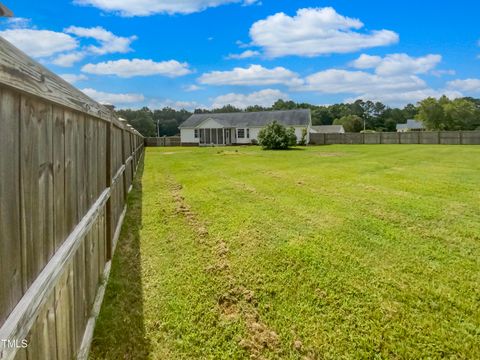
90, 145, 480, 359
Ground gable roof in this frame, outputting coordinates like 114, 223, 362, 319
179, 109, 311, 128
311, 125, 345, 133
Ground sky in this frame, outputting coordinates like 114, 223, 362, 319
1, 0, 480, 110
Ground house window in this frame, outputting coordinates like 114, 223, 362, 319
238, 129, 245, 138
246, 129, 250, 139
194, 129, 199, 138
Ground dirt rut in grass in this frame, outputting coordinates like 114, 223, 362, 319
168, 178, 284, 359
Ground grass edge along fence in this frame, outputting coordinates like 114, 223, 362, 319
310, 131, 480, 145
0, 36, 144, 360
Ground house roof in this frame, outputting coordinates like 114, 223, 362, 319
396, 119, 424, 130
311, 125, 345, 133
179, 109, 311, 128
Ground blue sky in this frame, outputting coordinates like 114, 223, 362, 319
2, 0, 480, 109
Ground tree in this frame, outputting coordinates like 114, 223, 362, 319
212, 105, 242, 113
258, 121, 297, 150
333, 115, 364, 132
416, 97, 446, 130
272, 99, 297, 110
118, 107, 156, 137
417, 96, 480, 130
444, 98, 480, 130
299, 128, 308, 146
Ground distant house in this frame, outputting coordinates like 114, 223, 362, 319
179, 109, 311, 146
310, 125, 345, 134
396, 119, 425, 132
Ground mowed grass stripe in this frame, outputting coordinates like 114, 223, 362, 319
91, 145, 480, 359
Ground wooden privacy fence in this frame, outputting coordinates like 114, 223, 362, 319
0, 37, 144, 359
310, 131, 480, 145
145, 136, 181, 147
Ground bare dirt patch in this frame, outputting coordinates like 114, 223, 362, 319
169, 177, 282, 358
169, 181, 209, 239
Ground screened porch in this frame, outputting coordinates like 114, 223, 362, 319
198, 128, 236, 145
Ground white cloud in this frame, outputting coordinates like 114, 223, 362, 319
351, 53, 442, 76
350, 54, 382, 69
64, 26, 137, 55
199, 64, 303, 86
184, 84, 202, 92
60, 73, 88, 84
301, 69, 426, 94
0, 22, 138, 67
431, 69, 456, 77
147, 99, 201, 111
52, 51, 87, 67
345, 89, 463, 106
82, 88, 145, 105
248, 7, 398, 58
243, 0, 260, 5
211, 89, 288, 109
447, 78, 480, 93
73, 0, 260, 16
0, 29, 77, 57
226, 50, 260, 59
2, 17, 32, 29
82, 59, 192, 78
299, 68, 462, 106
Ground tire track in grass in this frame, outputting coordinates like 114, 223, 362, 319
167, 176, 288, 360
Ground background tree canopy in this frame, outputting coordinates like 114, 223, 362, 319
417, 96, 480, 130
115, 96, 480, 137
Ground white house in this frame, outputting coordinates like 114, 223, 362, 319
396, 119, 425, 132
179, 109, 311, 146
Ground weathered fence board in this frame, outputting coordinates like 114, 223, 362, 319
0, 36, 144, 360
0, 37, 111, 121
0, 88, 22, 326
309, 131, 480, 145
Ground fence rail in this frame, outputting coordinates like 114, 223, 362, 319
0, 36, 144, 360
309, 131, 480, 145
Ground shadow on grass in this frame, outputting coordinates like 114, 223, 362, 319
90, 158, 150, 359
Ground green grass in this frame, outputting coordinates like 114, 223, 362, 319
90, 145, 480, 359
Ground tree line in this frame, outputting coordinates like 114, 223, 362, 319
116, 96, 480, 137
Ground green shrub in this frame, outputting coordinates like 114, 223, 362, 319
299, 128, 308, 146
251, 139, 258, 145
258, 121, 297, 150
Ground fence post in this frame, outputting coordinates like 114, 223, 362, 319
120, 120, 128, 201
105, 115, 113, 261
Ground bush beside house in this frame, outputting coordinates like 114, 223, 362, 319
258, 121, 297, 150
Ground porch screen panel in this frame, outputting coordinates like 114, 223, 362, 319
213, 129, 218, 144
200, 129, 205, 144
218, 129, 223, 144
206, 128, 210, 143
